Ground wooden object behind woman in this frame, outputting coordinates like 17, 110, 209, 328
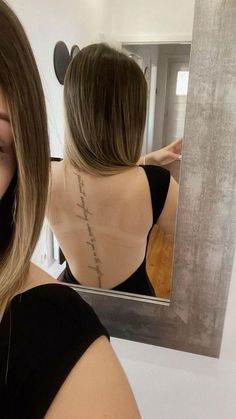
146, 224, 173, 299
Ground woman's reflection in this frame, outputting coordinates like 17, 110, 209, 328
47, 43, 179, 297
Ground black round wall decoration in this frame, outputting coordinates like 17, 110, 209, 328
53, 41, 71, 85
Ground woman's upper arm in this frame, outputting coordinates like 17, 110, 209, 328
45, 336, 141, 419
157, 176, 179, 235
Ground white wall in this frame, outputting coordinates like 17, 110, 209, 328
110, 0, 195, 43
9, 0, 111, 156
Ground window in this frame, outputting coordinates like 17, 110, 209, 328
176, 71, 189, 95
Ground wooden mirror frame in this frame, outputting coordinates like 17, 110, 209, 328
70, 0, 236, 358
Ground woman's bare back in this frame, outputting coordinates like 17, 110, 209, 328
48, 160, 155, 289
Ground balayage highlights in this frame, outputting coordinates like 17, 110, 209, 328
64, 43, 147, 176
0, 0, 50, 313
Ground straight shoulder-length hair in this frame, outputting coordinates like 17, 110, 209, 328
64, 43, 147, 176
0, 0, 49, 313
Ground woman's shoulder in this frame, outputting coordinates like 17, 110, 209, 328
17, 282, 104, 316
11, 283, 109, 344
1, 284, 109, 419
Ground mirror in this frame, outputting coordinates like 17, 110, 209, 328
27, 0, 235, 358
66, 0, 235, 358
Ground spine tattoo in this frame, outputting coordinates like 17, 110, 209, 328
74, 173, 103, 287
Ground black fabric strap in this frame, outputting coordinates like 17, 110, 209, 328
140, 165, 171, 225
50, 157, 63, 162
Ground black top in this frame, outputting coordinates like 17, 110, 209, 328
0, 283, 109, 419
140, 165, 170, 226
0, 173, 17, 257
63, 165, 170, 296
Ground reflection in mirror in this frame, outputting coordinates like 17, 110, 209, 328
122, 43, 191, 299
43, 42, 190, 301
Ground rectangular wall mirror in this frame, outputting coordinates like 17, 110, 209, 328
35, 40, 193, 305
32, 0, 236, 358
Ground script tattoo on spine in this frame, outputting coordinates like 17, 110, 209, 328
74, 173, 103, 287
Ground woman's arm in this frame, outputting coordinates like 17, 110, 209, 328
45, 336, 141, 419
138, 138, 182, 167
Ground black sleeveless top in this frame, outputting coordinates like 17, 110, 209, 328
0, 173, 17, 257
62, 165, 170, 296
0, 284, 109, 419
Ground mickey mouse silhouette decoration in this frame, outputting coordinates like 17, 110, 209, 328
53, 41, 80, 85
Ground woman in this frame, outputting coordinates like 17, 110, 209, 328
47, 43, 179, 296
0, 2, 140, 418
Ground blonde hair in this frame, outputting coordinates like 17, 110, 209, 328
64, 43, 147, 176
0, 0, 50, 313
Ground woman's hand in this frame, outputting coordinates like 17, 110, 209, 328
140, 138, 182, 167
